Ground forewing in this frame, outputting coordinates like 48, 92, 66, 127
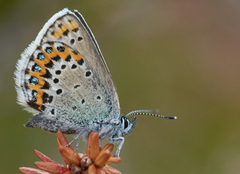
15, 8, 120, 128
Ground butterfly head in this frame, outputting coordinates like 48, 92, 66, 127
118, 110, 177, 136
119, 115, 137, 136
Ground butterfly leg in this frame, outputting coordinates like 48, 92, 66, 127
110, 136, 125, 157
67, 133, 81, 149
74, 136, 81, 151
99, 128, 115, 141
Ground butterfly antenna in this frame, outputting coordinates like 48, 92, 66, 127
125, 109, 158, 116
126, 110, 177, 119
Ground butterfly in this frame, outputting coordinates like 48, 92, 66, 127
15, 8, 176, 157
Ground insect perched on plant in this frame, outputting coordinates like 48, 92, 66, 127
15, 8, 176, 157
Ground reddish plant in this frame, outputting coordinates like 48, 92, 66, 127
19, 131, 121, 174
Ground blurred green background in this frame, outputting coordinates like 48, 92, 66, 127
1, 0, 240, 173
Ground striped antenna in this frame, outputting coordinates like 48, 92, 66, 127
125, 110, 177, 119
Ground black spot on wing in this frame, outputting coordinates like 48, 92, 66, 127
45, 61, 54, 68
41, 81, 50, 89
52, 55, 61, 62
41, 69, 52, 79
70, 39, 75, 44
71, 64, 77, 69
78, 58, 84, 66
65, 55, 71, 62
63, 29, 69, 36
55, 70, 61, 75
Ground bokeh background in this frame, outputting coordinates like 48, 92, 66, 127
1, 0, 240, 173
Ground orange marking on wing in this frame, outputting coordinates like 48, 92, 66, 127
29, 70, 42, 79
48, 47, 58, 58
59, 24, 68, 35
40, 49, 52, 60
35, 89, 44, 98
34, 57, 50, 66
34, 50, 51, 65
51, 45, 72, 61
27, 72, 45, 89
53, 30, 61, 38
28, 83, 44, 90
59, 49, 70, 60
51, 46, 67, 60
35, 95, 43, 106
60, 46, 72, 61
28, 83, 41, 90
69, 21, 78, 31
32, 62, 47, 76
29, 86, 44, 106
69, 50, 84, 62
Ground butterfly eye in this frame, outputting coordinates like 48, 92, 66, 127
121, 117, 129, 130
124, 119, 129, 129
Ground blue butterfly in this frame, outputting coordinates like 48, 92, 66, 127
15, 8, 176, 157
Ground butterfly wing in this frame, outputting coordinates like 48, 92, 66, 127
15, 8, 120, 132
